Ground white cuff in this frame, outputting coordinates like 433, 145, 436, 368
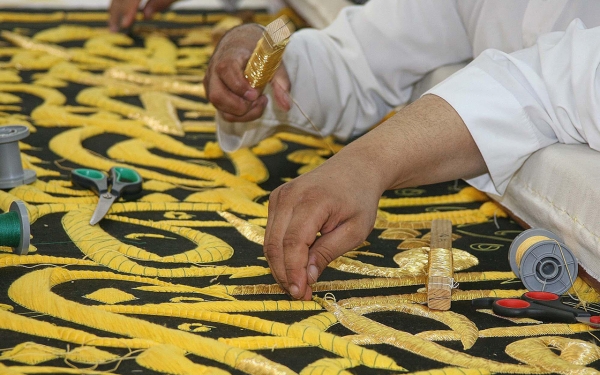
427, 66, 556, 195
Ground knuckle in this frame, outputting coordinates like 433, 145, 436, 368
263, 242, 281, 259
214, 61, 229, 76
274, 183, 296, 201
315, 244, 336, 265
281, 234, 302, 251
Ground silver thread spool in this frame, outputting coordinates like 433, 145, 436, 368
0, 125, 36, 189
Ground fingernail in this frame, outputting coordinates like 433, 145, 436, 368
289, 284, 300, 298
308, 265, 318, 283
243, 89, 258, 101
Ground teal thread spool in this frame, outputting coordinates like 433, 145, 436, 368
0, 201, 30, 255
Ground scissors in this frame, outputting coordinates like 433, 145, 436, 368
71, 167, 143, 225
472, 291, 600, 327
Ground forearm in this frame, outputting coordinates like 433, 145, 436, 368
329, 94, 487, 194
426, 20, 600, 195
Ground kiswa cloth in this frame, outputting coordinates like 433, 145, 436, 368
0, 10, 599, 375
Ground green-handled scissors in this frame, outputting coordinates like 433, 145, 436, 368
71, 167, 143, 225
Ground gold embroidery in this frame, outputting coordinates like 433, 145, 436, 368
136, 344, 228, 375
0, 342, 65, 365
218, 211, 265, 245
378, 187, 489, 208
315, 295, 540, 374
84, 288, 137, 304
9, 268, 299, 375
506, 336, 600, 374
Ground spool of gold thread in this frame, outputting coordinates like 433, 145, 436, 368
508, 228, 578, 295
427, 219, 454, 310
244, 16, 293, 93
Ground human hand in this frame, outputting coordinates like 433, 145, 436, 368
204, 24, 292, 123
108, 0, 178, 32
264, 150, 384, 300
262, 95, 488, 301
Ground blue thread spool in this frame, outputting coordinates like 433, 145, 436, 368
0, 125, 36, 189
508, 228, 578, 295
0, 201, 30, 255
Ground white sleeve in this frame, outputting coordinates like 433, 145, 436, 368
428, 19, 600, 196
217, 0, 473, 152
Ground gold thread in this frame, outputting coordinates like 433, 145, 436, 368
244, 17, 291, 91
427, 248, 454, 310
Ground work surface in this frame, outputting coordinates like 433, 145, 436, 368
0, 10, 599, 375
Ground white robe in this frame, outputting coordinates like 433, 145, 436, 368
217, 0, 600, 195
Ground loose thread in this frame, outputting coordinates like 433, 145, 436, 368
556, 239, 583, 309
272, 79, 336, 155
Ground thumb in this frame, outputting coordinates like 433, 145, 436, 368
307, 220, 368, 283
271, 65, 291, 111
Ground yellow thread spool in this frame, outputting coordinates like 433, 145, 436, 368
244, 16, 292, 93
508, 228, 578, 294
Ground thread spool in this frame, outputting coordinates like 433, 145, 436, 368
508, 228, 578, 295
427, 219, 454, 310
0, 200, 30, 255
0, 125, 36, 189
244, 16, 293, 94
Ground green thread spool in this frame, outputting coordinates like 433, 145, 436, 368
0, 211, 20, 247
0, 200, 30, 255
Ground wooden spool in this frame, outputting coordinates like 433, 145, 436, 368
427, 219, 454, 310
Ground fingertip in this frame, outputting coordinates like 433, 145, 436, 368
289, 284, 301, 299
